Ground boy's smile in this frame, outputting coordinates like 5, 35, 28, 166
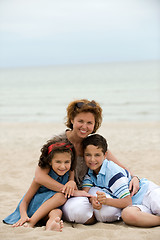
84, 145, 106, 175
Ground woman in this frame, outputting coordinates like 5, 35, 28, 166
34, 99, 140, 224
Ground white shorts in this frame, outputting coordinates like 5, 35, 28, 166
88, 187, 121, 222
62, 187, 121, 223
132, 181, 160, 215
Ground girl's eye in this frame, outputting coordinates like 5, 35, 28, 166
56, 161, 61, 164
65, 160, 71, 164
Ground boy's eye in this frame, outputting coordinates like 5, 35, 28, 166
95, 154, 100, 157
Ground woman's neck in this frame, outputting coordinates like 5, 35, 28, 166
66, 130, 83, 156
66, 130, 82, 145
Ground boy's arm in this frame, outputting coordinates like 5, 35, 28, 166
97, 191, 132, 209
13, 179, 40, 227
34, 166, 64, 192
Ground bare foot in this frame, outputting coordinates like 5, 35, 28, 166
46, 217, 63, 231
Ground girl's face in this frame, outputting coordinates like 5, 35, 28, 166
51, 152, 71, 176
84, 145, 106, 175
71, 112, 95, 139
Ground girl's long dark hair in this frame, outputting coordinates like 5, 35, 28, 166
38, 136, 75, 171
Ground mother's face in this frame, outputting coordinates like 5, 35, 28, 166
71, 112, 95, 138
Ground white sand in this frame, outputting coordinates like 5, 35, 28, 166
0, 122, 160, 240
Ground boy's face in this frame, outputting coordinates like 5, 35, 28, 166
51, 152, 71, 176
84, 145, 106, 174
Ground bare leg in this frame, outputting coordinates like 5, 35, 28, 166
122, 206, 160, 227
84, 214, 97, 225
27, 193, 66, 227
46, 209, 63, 231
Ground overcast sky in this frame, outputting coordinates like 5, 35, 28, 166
0, 0, 160, 68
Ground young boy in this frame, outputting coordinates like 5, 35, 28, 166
82, 134, 160, 227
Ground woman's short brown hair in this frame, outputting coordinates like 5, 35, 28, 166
65, 99, 102, 133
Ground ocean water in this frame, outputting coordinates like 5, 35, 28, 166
0, 61, 160, 123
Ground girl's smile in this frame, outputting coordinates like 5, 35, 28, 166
51, 152, 72, 176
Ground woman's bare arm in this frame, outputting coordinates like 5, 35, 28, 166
106, 150, 132, 175
34, 166, 64, 192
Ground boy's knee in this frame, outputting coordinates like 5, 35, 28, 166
62, 197, 93, 223
94, 206, 121, 222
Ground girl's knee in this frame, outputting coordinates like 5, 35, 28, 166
53, 193, 66, 205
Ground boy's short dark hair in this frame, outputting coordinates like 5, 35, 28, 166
82, 134, 108, 154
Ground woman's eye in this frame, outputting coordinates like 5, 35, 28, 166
85, 153, 90, 156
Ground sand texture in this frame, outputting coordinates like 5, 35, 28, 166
0, 122, 160, 240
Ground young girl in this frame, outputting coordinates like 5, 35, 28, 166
3, 137, 90, 231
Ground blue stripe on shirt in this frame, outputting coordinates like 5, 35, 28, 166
108, 172, 125, 188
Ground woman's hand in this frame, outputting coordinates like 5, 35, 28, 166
61, 180, 77, 198
129, 176, 140, 197
12, 216, 30, 227
73, 190, 92, 198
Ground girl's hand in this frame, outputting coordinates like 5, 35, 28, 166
129, 176, 140, 197
90, 196, 102, 210
61, 180, 77, 198
12, 217, 30, 227
96, 191, 107, 205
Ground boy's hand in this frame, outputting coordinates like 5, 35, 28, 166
96, 191, 107, 205
61, 180, 77, 198
12, 216, 30, 227
90, 196, 102, 210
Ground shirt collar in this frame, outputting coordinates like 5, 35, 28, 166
50, 168, 63, 180
88, 159, 108, 177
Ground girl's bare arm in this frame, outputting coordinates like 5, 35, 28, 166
13, 179, 40, 227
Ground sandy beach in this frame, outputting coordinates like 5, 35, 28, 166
0, 121, 160, 240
